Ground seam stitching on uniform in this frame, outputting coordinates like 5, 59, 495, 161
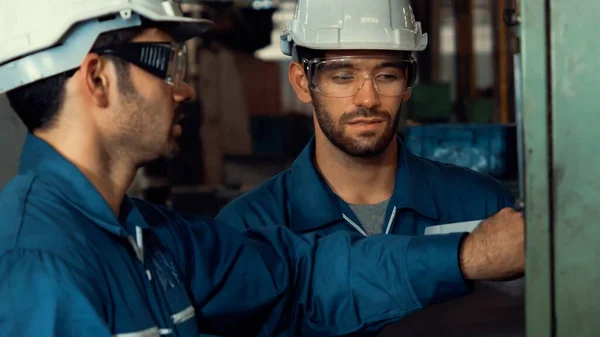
402, 238, 424, 309
13, 176, 39, 249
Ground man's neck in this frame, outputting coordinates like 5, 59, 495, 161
35, 128, 137, 216
314, 136, 398, 205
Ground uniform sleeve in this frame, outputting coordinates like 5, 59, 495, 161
483, 177, 516, 217
214, 202, 253, 231
173, 216, 470, 336
497, 183, 516, 209
0, 250, 110, 337
215, 193, 285, 232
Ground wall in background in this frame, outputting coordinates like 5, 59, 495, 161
0, 95, 26, 189
439, 0, 494, 100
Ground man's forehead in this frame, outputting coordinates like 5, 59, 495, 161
132, 27, 175, 43
324, 49, 409, 59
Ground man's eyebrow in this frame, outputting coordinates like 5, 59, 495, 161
319, 62, 359, 71
316, 60, 407, 72
374, 61, 406, 70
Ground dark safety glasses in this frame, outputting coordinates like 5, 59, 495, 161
92, 42, 188, 89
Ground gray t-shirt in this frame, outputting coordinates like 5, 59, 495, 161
348, 199, 390, 235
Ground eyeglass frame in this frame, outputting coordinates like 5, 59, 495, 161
301, 55, 418, 98
91, 42, 188, 88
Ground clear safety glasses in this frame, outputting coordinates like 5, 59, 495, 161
92, 42, 188, 89
303, 56, 417, 98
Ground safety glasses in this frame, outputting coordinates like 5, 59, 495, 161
303, 56, 417, 98
92, 42, 188, 89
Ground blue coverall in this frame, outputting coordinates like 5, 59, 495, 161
216, 137, 516, 336
217, 137, 514, 237
0, 135, 471, 336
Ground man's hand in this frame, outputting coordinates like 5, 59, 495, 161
459, 207, 525, 281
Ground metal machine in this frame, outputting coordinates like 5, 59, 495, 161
520, 0, 600, 335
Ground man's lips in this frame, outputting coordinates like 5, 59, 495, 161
347, 118, 385, 124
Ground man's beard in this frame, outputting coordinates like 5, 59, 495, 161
313, 95, 402, 158
117, 89, 179, 163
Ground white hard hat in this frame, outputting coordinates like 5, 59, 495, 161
0, 0, 213, 94
280, 0, 428, 57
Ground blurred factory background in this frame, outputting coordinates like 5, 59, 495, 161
0, 0, 521, 216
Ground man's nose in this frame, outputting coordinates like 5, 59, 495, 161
173, 82, 195, 102
353, 76, 381, 109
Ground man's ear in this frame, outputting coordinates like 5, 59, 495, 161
402, 88, 412, 101
79, 53, 110, 108
288, 61, 312, 104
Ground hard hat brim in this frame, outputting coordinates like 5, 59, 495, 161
153, 17, 214, 42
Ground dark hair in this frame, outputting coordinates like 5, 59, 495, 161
5, 25, 145, 132
294, 46, 324, 63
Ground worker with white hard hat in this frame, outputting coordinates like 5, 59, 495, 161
0, 0, 524, 336
218, 0, 524, 334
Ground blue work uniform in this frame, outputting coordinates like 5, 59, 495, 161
216, 137, 517, 336
217, 137, 515, 237
0, 135, 472, 337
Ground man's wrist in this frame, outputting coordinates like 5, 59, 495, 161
459, 233, 478, 280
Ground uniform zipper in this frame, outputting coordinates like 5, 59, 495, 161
130, 227, 176, 336
342, 214, 368, 237
384, 206, 398, 234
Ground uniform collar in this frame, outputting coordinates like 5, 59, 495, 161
18, 134, 149, 237
288, 137, 439, 231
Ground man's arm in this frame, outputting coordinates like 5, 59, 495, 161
167, 208, 524, 336
215, 189, 285, 232
214, 201, 254, 231
460, 208, 525, 280
0, 250, 110, 337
